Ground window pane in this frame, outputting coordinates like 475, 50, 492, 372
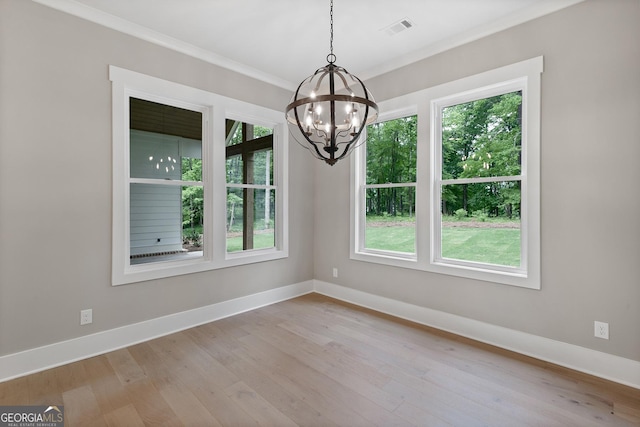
130, 98, 202, 181
442, 91, 521, 179
226, 120, 273, 146
440, 181, 521, 267
130, 183, 203, 264
227, 187, 275, 253
225, 118, 276, 253
366, 116, 417, 185
251, 149, 273, 186
365, 187, 415, 253
181, 143, 202, 182
225, 150, 272, 185
226, 154, 243, 184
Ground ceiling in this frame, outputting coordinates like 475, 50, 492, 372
35, 0, 582, 89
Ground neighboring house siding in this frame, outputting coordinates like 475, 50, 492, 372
129, 183, 182, 256
129, 130, 200, 256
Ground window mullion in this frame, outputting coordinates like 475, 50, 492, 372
130, 177, 203, 186
440, 176, 522, 186
364, 182, 417, 189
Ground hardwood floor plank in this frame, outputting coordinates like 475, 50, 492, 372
62, 385, 107, 426
233, 335, 373, 426
50, 360, 89, 394
384, 376, 519, 427
392, 401, 453, 427
125, 380, 182, 426
145, 335, 258, 426
0, 376, 29, 405
158, 382, 223, 426
27, 367, 63, 406
254, 318, 403, 412
103, 403, 146, 427
106, 348, 148, 386
1, 293, 638, 426
183, 382, 260, 426
148, 332, 239, 390
224, 381, 298, 427
277, 320, 334, 346
80, 356, 132, 414
234, 331, 410, 426
184, 323, 243, 368
225, 356, 339, 427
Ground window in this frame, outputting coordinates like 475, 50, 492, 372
129, 98, 205, 265
360, 114, 417, 257
352, 57, 541, 289
110, 66, 288, 285
434, 88, 524, 272
225, 119, 275, 253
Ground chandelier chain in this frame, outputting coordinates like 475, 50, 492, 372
328, 0, 335, 63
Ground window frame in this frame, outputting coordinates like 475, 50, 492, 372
351, 57, 541, 289
223, 113, 280, 258
110, 66, 288, 285
353, 106, 419, 261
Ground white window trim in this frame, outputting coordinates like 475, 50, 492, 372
351, 105, 419, 262
351, 57, 542, 289
110, 66, 288, 285
222, 110, 288, 265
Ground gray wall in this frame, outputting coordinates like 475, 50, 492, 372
314, 0, 640, 362
0, 0, 638, 366
0, 0, 314, 356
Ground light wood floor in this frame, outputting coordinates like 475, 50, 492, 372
1, 293, 639, 426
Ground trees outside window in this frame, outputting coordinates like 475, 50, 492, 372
363, 115, 417, 255
437, 91, 523, 267
351, 57, 541, 289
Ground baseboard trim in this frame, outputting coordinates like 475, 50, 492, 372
2, 279, 638, 390
314, 280, 640, 390
0, 281, 314, 383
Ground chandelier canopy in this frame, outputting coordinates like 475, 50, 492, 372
285, 0, 378, 166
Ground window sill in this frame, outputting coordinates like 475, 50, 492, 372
350, 250, 539, 290
113, 248, 288, 285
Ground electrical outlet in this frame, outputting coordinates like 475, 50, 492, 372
332, 267, 338, 278
80, 309, 93, 325
594, 321, 609, 339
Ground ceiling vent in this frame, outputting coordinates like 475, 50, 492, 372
383, 18, 414, 36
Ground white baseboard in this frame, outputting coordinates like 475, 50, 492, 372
0, 281, 314, 383
313, 280, 640, 390
2, 279, 638, 390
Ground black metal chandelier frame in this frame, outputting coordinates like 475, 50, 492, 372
285, 0, 378, 166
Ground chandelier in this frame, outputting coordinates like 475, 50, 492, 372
285, 0, 378, 166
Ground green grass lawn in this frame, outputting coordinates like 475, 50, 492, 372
226, 232, 274, 253
365, 225, 416, 253
441, 227, 520, 266
365, 223, 520, 267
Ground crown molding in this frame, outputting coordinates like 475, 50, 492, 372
358, 0, 585, 81
31, 0, 584, 95
31, 0, 296, 90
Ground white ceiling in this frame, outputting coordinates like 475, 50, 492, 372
35, 0, 583, 89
